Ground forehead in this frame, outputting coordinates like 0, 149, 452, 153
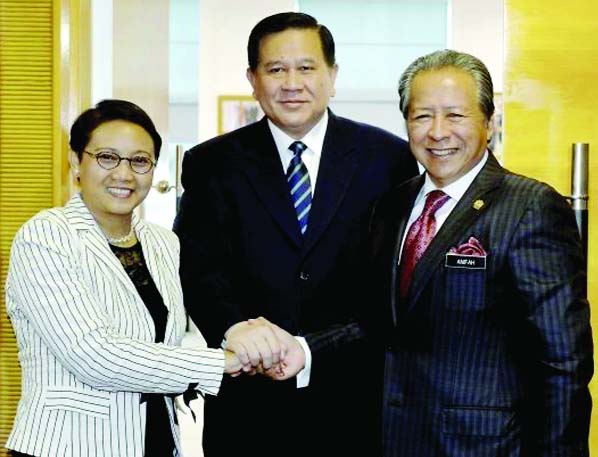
89, 120, 154, 151
90, 120, 148, 138
258, 28, 325, 63
410, 67, 479, 108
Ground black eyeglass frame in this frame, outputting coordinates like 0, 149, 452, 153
83, 150, 156, 174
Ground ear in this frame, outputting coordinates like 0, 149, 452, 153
329, 64, 339, 98
70, 150, 81, 181
246, 68, 257, 98
486, 114, 495, 145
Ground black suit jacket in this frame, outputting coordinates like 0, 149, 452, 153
366, 155, 593, 457
173, 112, 418, 457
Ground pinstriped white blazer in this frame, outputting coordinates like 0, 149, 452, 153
5, 194, 224, 457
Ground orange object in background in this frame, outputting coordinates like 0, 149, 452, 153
504, 0, 598, 450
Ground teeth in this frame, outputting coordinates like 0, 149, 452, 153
429, 149, 455, 156
108, 187, 132, 198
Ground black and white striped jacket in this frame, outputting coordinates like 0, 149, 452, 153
5, 194, 224, 456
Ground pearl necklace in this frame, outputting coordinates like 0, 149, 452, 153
106, 226, 135, 245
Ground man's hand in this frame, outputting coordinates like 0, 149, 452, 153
248, 318, 306, 381
224, 318, 284, 372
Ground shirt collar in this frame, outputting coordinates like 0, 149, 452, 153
421, 151, 489, 201
268, 110, 328, 158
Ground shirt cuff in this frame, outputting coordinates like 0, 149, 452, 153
295, 336, 312, 388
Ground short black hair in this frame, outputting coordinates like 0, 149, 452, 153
247, 12, 335, 71
69, 99, 162, 160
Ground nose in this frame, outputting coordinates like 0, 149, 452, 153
428, 116, 450, 141
111, 158, 135, 180
282, 69, 303, 91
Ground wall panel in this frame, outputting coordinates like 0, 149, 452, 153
504, 0, 598, 452
0, 0, 66, 454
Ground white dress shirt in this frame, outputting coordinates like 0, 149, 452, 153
399, 151, 489, 262
268, 110, 328, 192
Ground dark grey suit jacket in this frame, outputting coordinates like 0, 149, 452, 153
174, 111, 418, 457
366, 154, 593, 456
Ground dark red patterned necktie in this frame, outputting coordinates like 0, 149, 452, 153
399, 190, 450, 298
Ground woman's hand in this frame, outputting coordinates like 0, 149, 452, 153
224, 349, 244, 376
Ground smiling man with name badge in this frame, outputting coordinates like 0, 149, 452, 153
364, 50, 593, 456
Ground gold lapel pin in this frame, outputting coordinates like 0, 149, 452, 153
473, 199, 485, 210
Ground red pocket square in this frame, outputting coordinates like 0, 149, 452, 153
449, 237, 487, 256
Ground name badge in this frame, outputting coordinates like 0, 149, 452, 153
445, 253, 486, 270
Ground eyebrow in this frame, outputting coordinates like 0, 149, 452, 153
411, 105, 465, 111
263, 57, 317, 67
92, 147, 152, 156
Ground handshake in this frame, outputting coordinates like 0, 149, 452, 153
222, 317, 306, 381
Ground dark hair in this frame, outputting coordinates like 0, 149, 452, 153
398, 49, 495, 121
247, 12, 336, 71
69, 99, 162, 160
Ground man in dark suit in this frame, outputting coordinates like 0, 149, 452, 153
173, 12, 418, 457
365, 49, 593, 456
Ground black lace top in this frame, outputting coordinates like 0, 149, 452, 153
110, 242, 175, 457
111, 243, 168, 342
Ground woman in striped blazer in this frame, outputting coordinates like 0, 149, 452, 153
5, 100, 248, 457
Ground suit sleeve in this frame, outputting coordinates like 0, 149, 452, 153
173, 149, 243, 346
6, 216, 225, 396
303, 203, 378, 357
304, 143, 417, 363
508, 186, 593, 455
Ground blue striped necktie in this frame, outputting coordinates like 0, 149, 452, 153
287, 141, 312, 235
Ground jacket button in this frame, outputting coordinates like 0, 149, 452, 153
389, 397, 403, 407
299, 271, 310, 281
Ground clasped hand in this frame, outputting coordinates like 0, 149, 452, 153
223, 317, 305, 381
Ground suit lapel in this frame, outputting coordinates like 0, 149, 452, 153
67, 194, 182, 343
136, 219, 179, 344
242, 118, 303, 247
388, 176, 424, 327
406, 155, 505, 312
65, 194, 138, 295
303, 113, 359, 255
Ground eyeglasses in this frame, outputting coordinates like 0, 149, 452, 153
83, 150, 156, 174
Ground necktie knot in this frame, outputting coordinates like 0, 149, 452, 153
398, 189, 450, 298
422, 190, 450, 218
289, 141, 307, 157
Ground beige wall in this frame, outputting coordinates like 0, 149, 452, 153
113, 0, 170, 139
197, 0, 296, 142
450, 0, 504, 91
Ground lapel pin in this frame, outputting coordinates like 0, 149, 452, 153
473, 199, 485, 210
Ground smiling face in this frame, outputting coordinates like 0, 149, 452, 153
407, 67, 493, 188
247, 28, 338, 139
72, 119, 155, 233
